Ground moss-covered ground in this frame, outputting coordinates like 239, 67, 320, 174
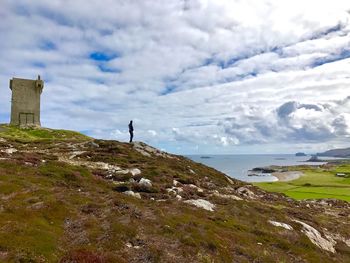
254, 164, 350, 202
0, 124, 90, 142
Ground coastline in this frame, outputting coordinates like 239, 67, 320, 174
272, 171, 303, 182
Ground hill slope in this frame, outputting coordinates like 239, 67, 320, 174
317, 147, 350, 158
0, 126, 350, 262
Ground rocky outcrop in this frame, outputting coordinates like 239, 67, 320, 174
293, 220, 336, 253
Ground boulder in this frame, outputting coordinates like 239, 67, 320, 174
184, 199, 215, 212
138, 178, 152, 188
124, 190, 141, 199
268, 220, 293, 230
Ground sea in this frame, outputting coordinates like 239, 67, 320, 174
187, 154, 336, 182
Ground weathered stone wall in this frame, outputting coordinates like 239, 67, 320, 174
10, 77, 44, 126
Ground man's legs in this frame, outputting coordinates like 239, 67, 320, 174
129, 131, 133, 143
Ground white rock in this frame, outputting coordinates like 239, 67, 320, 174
176, 195, 182, 200
130, 168, 141, 176
124, 190, 141, 199
112, 181, 126, 185
126, 242, 133, 248
184, 199, 215, 212
139, 178, 152, 187
133, 141, 174, 158
0, 138, 6, 142
213, 193, 243, 201
189, 169, 196, 174
173, 180, 179, 186
188, 184, 204, 193
226, 176, 235, 185
69, 151, 86, 160
293, 219, 336, 253
166, 187, 183, 195
4, 148, 17, 154
236, 187, 256, 199
268, 220, 293, 230
115, 169, 129, 175
323, 233, 350, 248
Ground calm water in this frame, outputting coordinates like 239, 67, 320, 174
187, 154, 330, 182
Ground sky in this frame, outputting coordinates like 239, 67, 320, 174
0, 0, 350, 154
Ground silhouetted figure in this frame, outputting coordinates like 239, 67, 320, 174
128, 120, 134, 143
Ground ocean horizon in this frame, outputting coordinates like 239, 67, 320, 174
187, 154, 331, 182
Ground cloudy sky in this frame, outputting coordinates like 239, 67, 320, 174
1, 0, 350, 154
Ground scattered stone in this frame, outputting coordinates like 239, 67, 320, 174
126, 242, 133, 248
189, 169, 196, 174
133, 141, 174, 158
175, 195, 182, 200
138, 178, 152, 188
130, 168, 141, 176
69, 151, 86, 160
173, 179, 179, 186
30, 201, 45, 210
0, 138, 6, 142
166, 187, 183, 195
325, 233, 350, 248
188, 184, 204, 193
226, 176, 235, 185
184, 199, 215, 212
124, 190, 142, 199
268, 220, 293, 230
293, 219, 336, 253
213, 192, 243, 201
3, 148, 17, 154
236, 186, 257, 199
85, 141, 100, 148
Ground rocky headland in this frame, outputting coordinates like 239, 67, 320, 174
0, 125, 349, 262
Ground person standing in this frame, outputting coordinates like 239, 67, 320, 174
128, 120, 134, 143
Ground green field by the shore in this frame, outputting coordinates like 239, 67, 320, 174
254, 164, 350, 202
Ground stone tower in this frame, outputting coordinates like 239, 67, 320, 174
10, 75, 44, 126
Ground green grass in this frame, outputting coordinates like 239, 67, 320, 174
0, 124, 90, 141
254, 165, 350, 202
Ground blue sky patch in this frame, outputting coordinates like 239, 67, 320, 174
311, 49, 350, 68
97, 64, 121, 73
32, 62, 45, 68
160, 84, 178, 95
89, 52, 118, 62
40, 41, 56, 51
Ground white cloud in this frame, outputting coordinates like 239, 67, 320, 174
1, 0, 350, 154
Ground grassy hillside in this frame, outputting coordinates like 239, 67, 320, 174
0, 127, 350, 262
254, 165, 350, 202
0, 124, 90, 141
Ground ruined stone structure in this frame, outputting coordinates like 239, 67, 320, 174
10, 76, 44, 126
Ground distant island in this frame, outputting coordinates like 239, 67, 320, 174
200, 156, 212, 159
317, 147, 350, 158
306, 155, 322, 162
295, 152, 307, 156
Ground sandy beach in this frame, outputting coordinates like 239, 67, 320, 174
272, 171, 304, 182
